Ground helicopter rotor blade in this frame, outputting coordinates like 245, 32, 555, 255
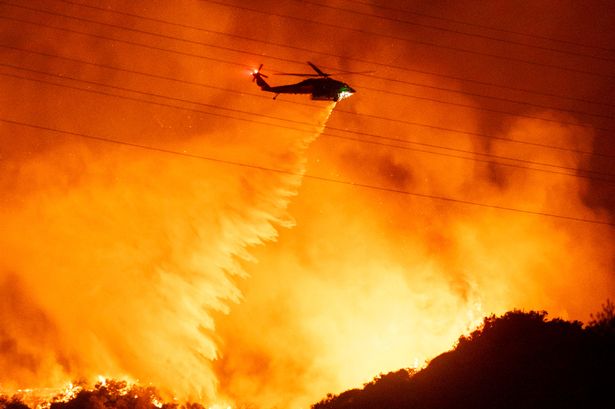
326, 70, 375, 76
273, 73, 320, 77
273, 62, 331, 77
307, 61, 330, 77
274, 70, 373, 77
274, 61, 374, 77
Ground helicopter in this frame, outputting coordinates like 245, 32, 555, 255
252, 62, 356, 102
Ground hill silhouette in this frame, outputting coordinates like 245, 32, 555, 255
2, 305, 614, 409
313, 305, 615, 409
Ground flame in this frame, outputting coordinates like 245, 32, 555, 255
151, 397, 164, 408
0, 9, 337, 396
211, 79, 615, 409
1, 1, 615, 409
53, 383, 82, 404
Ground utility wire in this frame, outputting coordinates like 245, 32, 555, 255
2, 67, 615, 185
2, 7, 614, 124
59, 0, 615, 58
2, 118, 613, 227
47, 0, 615, 109
0, 14, 244, 73
0, 71, 315, 133
0, 67, 317, 130
360, 85, 614, 133
3, 64, 613, 182
361, 73, 614, 121
4, 0, 615, 99
199, 0, 615, 80
323, 131, 615, 185
296, 0, 615, 63
344, 0, 615, 54
0, 66, 601, 178
4, 44, 611, 161
0, 14, 612, 134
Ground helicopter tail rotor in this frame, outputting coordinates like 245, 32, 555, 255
252, 64, 271, 90
252, 64, 269, 82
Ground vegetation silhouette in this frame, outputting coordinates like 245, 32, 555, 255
313, 303, 615, 409
0, 380, 200, 409
2, 304, 613, 409
0, 397, 29, 409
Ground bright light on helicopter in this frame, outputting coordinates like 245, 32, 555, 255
337, 90, 354, 101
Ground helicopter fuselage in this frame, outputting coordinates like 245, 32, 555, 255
266, 78, 355, 101
252, 65, 356, 102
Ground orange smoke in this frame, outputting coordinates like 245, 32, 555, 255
0, 101, 335, 398
0, 0, 336, 398
212, 85, 615, 408
1, 1, 615, 409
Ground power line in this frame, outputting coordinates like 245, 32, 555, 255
0, 14, 612, 134
5, 0, 615, 95
2, 118, 613, 227
47, 0, 615, 109
362, 73, 614, 121
0, 71, 318, 137
360, 84, 614, 133
199, 0, 615, 80
323, 131, 615, 185
0, 118, 303, 174
0, 66, 602, 178
0, 67, 316, 130
4, 44, 612, 161
344, 0, 615, 54
3, 64, 614, 182
0, 14, 246, 72
3, 6, 614, 123
0, 44, 318, 109
332, 109, 615, 160
296, 0, 615, 63
3, 66, 615, 185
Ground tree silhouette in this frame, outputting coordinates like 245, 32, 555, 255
48, 380, 173, 409
313, 308, 615, 409
4, 306, 614, 409
0, 396, 30, 409
588, 299, 615, 334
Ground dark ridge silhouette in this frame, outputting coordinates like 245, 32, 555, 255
313, 304, 615, 409
2, 305, 614, 409
0, 396, 30, 409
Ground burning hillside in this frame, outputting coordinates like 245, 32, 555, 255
1, 1, 614, 408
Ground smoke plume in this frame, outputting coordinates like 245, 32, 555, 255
0, 0, 334, 400
1, 1, 615, 409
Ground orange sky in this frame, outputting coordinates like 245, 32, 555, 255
1, 1, 615, 408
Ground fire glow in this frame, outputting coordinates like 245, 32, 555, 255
1, 1, 615, 409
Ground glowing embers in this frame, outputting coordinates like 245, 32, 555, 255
6, 378, 237, 409
56, 382, 82, 403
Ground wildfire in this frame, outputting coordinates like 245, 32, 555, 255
56, 383, 82, 403
1, 1, 614, 409
151, 397, 164, 409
